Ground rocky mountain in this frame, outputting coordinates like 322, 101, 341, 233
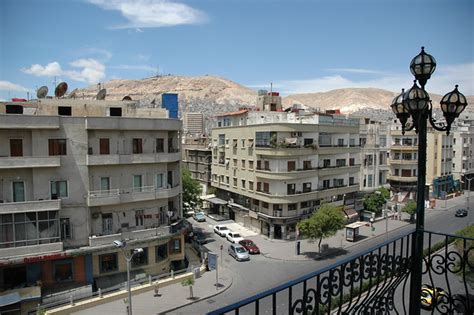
75, 75, 473, 116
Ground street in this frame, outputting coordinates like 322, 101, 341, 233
174, 197, 473, 314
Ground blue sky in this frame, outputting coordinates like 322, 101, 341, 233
1, 0, 473, 100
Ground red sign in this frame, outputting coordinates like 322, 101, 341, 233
23, 252, 69, 264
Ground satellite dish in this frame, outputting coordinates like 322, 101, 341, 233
55, 82, 68, 98
67, 88, 78, 99
96, 88, 107, 100
37, 86, 48, 99
122, 95, 132, 101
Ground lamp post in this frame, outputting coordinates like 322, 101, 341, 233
390, 47, 468, 315
113, 240, 144, 315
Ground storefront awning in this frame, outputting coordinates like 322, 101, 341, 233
207, 197, 227, 205
228, 202, 249, 212
344, 208, 359, 220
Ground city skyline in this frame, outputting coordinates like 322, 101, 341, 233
0, 0, 473, 101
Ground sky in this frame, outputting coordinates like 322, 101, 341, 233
0, 0, 473, 101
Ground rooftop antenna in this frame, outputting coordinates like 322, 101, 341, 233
98, 82, 101, 91
96, 88, 107, 100
53, 76, 57, 92
37, 86, 48, 99
54, 82, 68, 98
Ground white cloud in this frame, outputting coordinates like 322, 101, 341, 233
77, 47, 113, 62
0, 80, 30, 92
252, 63, 474, 96
22, 59, 106, 84
88, 0, 207, 29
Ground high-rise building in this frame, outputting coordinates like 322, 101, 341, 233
0, 99, 185, 305
184, 112, 204, 136
452, 112, 474, 187
210, 108, 361, 240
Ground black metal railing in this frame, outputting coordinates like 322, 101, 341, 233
208, 229, 474, 314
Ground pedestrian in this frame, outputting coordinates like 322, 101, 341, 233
154, 282, 161, 297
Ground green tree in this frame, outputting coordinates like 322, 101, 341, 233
181, 276, 195, 299
402, 200, 417, 222
297, 204, 346, 253
182, 168, 202, 212
363, 188, 389, 215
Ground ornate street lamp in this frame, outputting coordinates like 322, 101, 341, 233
392, 46, 468, 315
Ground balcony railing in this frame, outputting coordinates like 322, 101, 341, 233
0, 156, 61, 169
87, 185, 180, 206
0, 199, 61, 214
209, 230, 474, 314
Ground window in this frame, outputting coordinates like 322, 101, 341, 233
226, 176, 230, 185
288, 203, 297, 211
303, 160, 312, 170
233, 178, 237, 187
249, 181, 254, 191
301, 201, 310, 208
168, 171, 173, 187
323, 180, 330, 189
133, 175, 143, 191
349, 177, 355, 185
262, 202, 269, 209
131, 247, 148, 267
368, 175, 373, 187
241, 180, 246, 189
133, 138, 143, 154
379, 136, 387, 147
50, 181, 68, 199
99, 253, 118, 273
54, 261, 73, 282
287, 161, 296, 171
170, 239, 181, 254
135, 210, 144, 226
287, 183, 296, 195
100, 177, 110, 191
395, 169, 400, 176
249, 160, 254, 169
99, 138, 110, 155
263, 182, 269, 193
102, 214, 113, 234
241, 159, 246, 169
5, 104, 23, 114
349, 158, 355, 166
233, 158, 237, 167
10, 139, 23, 157
156, 244, 168, 262
303, 182, 311, 193
60, 218, 72, 240
323, 159, 330, 168
255, 132, 276, 147
156, 174, 164, 188
109, 107, 122, 117
337, 139, 345, 147
12, 181, 25, 202
336, 159, 346, 167
48, 139, 67, 156
58, 106, 72, 116
156, 138, 164, 152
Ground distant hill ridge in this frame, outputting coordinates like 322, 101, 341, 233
76, 75, 474, 114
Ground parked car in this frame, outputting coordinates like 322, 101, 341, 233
455, 208, 468, 217
214, 225, 229, 237
239, 239, 260, 254
192, 231, 208, 245
193, 212, 206, 222
421, 284, 447, 310
228, 244, 250, 261
226, 231, 244, 243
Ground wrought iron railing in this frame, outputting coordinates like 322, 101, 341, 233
209, 229, 473, 315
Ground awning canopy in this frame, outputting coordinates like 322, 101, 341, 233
228, 202, 249, 211
0, 293, 21, 307
344, 208, 359, 219
207, 197, 227, 205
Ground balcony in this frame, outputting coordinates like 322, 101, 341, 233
318, 164, 360, 176
0, 199, 61, 214
86, 152, 181, 166
387, 174, 418, 183
255, 146, 315, 156
389, 158, 418, 165
87, 185, 181, 206
317, 145, 361, 155
0, 156, 60, 169
209, 230, 474, 315
89, 225, 173, 247
0, 115, 60, 129
0, 242, 63, 258
391, 144, 418, 150
85, 117, 181, 131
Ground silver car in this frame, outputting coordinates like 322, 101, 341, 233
228, 244, 250, 261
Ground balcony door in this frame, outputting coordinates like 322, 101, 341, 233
99, 138, 110, 155
12, 181, 25, 202
10, 139, 23, 157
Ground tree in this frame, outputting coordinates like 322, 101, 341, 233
181, 276, 195, 299
402, 200, 417, 222
363, 188, 389, 215
297, 204, 346, 253
182, 168, 202, 212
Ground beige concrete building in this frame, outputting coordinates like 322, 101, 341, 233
0, 99, 185, 304
210, 109, 360, 239
359, 118, 390, 191
452, 112, 474, 183
388, 119, 454, 201
182, 136, 212, 196
184, 112, 204, 136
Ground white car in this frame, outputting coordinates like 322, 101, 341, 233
228, 244, 249, 261
226, 231, 244, 243
213, 225, 229, 237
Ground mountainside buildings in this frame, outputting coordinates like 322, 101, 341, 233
0, 99, 185, 308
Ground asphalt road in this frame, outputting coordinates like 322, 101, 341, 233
174, 199, 472, 315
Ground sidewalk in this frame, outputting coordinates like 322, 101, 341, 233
70, 268, 232, 315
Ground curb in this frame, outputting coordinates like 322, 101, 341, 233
159, 275, 234, 314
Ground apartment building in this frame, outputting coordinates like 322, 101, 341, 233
359, 118, 390, 191
184, 112, 205, 136
452, 112, 474, 187
210, 108, 360, 240
388, 120, 454, 201
182, 136, 212, 195
0, 99, 185, 306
